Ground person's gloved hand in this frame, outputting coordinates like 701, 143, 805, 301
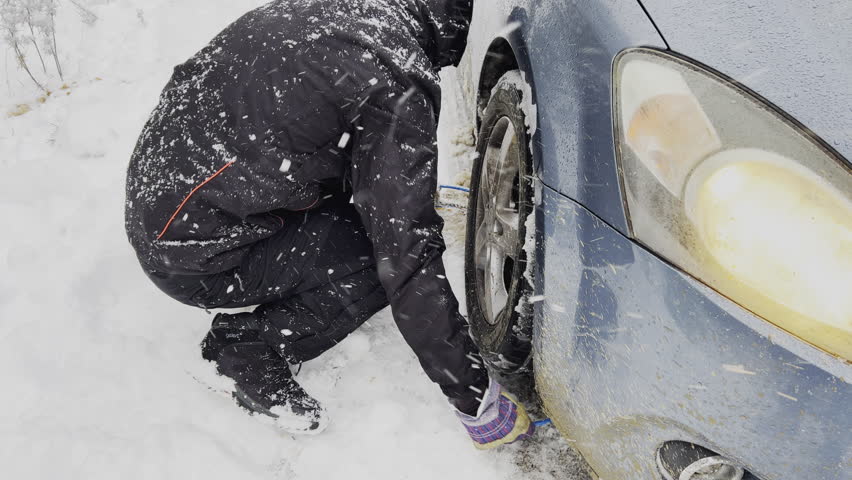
455, 380, 534, 449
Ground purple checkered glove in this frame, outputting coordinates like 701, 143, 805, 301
455, 380, 534, 449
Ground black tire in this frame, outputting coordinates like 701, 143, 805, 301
464, 71, 534, 375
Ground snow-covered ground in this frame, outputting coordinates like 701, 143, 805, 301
1, 2, 590, 479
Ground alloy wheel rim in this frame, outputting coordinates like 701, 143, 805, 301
474, 117, 523, 326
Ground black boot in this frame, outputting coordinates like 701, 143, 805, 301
200, 312, 261, 361
216, 341, 327, 434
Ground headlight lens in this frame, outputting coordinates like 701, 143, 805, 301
614, 49, 852, 361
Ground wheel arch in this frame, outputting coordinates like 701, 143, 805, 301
475, 37, 519, 123
474, 33, 541, 174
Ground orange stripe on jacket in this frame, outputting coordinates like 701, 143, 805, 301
156, 161, 236, 241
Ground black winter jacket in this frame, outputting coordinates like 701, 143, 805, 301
125, 0, 485, 398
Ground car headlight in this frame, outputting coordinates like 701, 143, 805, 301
613, 48, 852, 361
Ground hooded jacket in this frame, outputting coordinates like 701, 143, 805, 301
125, 0, 485, 401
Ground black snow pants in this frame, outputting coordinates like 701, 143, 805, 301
146, 202, 389, 365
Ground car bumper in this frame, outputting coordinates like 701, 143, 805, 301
533, 184, 851, 480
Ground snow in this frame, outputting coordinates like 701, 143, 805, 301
722, 364, 757, 376
490, 69, 538, 144
1, 2, 589, 479
337, 132, 351, 149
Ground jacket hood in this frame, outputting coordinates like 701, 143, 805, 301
409, 0, 473, 68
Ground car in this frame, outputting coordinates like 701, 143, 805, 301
455, 1, 852, 479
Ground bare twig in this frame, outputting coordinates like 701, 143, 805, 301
49, 12, 61, 80
5, 47, 12, 96
68, 0, 97, 24
10, 35, 45, 91
24, 7, 47, 74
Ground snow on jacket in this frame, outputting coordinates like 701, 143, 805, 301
125, 0, 486, 397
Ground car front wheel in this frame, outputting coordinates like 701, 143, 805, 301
464, 70, 534, 375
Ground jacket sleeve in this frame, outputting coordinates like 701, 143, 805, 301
415, 0, 474, 68
349, 79, 487, 403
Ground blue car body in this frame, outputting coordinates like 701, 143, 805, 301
458, 1, 852, 478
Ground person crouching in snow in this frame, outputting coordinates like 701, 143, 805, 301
124, 0, 532, 448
